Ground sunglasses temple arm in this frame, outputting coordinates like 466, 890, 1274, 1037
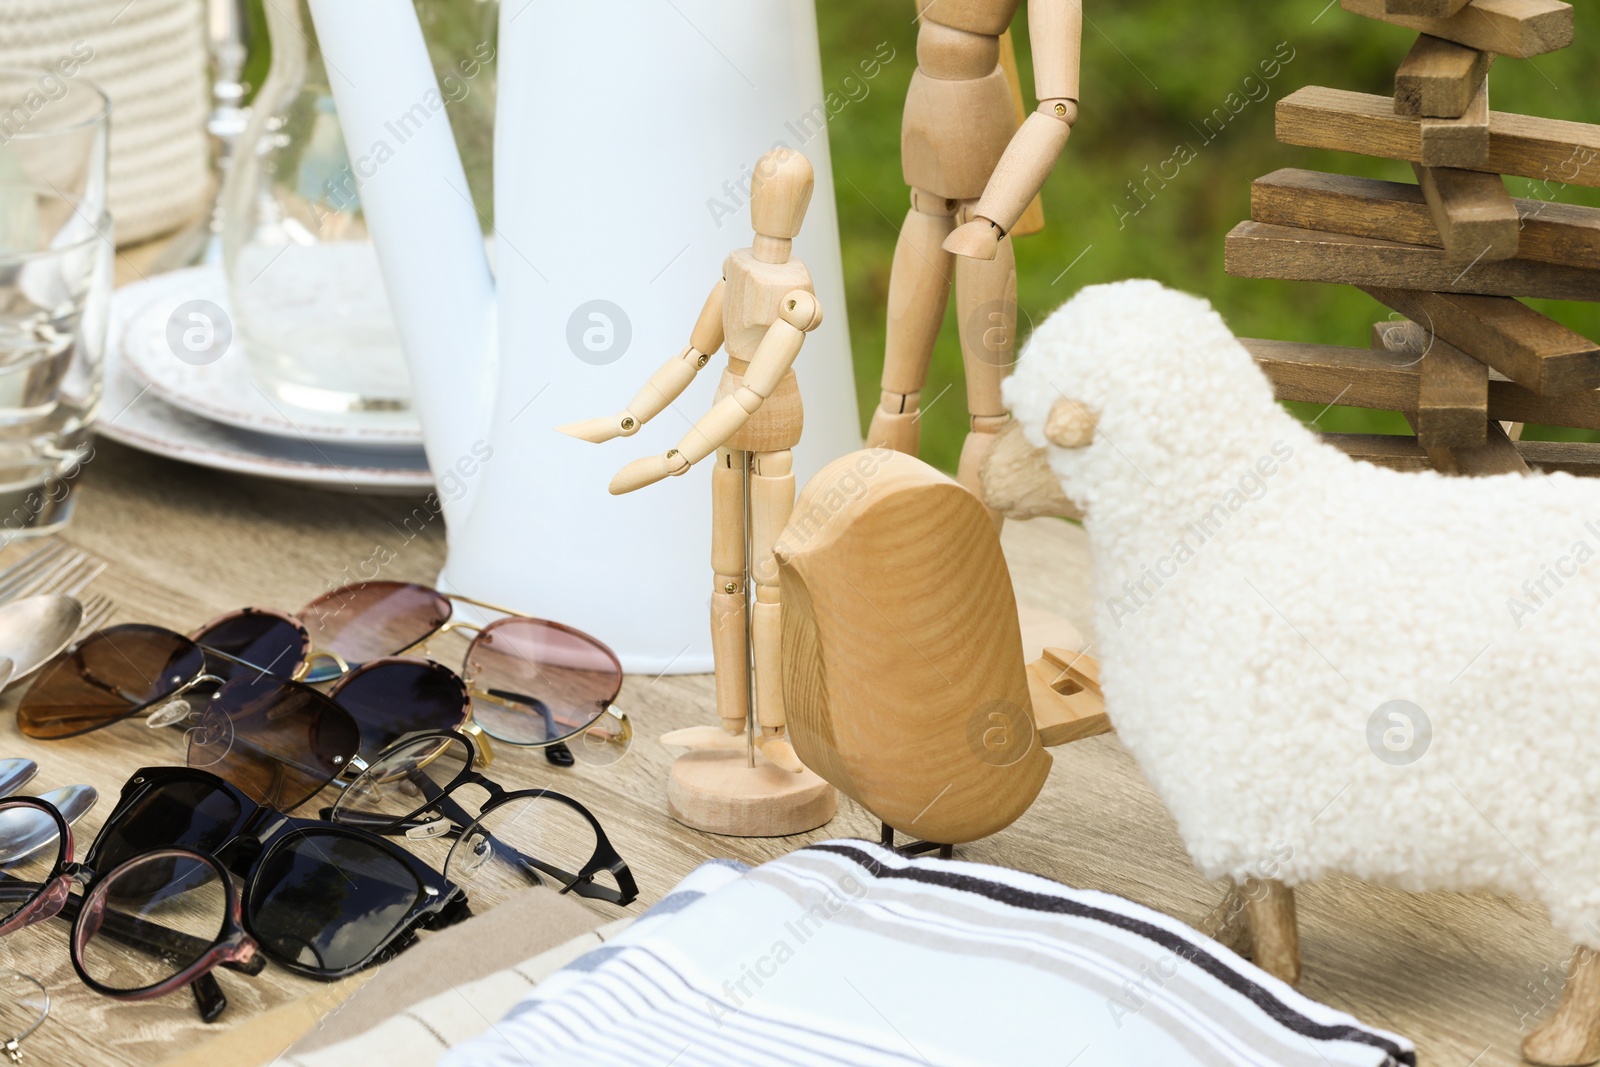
191, 974, 228, 1023
62, 895, 232, 975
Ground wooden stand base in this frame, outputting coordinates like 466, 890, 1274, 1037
666, 748, 836, 837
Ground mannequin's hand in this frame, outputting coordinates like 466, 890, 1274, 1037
943, 218, 1002, 261
609, 450, 690, 494
556, 412, 641, 443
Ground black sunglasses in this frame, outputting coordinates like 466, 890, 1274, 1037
328, 730, 638, 907
0, 796, 264, 1022
0, 767, 469, 1020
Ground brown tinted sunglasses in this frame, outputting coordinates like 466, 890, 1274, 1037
187, 582, 627, 751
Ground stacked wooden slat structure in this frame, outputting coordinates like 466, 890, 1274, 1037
1225, 0, 1600, 476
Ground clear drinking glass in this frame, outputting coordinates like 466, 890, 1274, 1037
0, 66, 110, 215
0, 68, 110, 540
0, 187, 109, 538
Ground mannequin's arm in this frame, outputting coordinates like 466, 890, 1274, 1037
609, 291, 822, 494
945, 0, 1082, 260
556, 280, 726, 442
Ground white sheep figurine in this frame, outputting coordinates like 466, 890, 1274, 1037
992, 279, 1600, 1067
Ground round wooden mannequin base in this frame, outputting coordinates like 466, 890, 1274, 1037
667, 749, 836, 837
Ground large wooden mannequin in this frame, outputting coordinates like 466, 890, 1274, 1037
868, 0, 1083, 502
558, 148, 834, 836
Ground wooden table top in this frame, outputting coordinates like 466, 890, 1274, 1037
0, 242, 1566, 1064
0, 443, 1567, 1066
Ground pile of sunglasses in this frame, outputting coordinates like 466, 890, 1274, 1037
14, 581, 631, 793
0, 735, 637, 1019
0, 581, 642, 1020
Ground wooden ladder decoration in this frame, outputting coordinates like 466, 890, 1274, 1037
1223, 0, 1600, 476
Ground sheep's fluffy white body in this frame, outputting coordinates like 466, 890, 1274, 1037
1005, 280, 1600, 944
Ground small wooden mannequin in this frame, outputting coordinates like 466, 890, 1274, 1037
868, 0, 1083, 503
558, 147, 834, 836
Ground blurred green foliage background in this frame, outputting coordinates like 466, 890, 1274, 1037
243, 2, 1600, 473
817, 2, 1600, 471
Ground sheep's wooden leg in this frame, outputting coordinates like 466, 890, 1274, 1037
1206, 880, 1257, 959
1244, 879, 1301, 986
1524, 948, 1600, 1067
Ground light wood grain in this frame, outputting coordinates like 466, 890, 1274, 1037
776, 450, 1052, 845
9, 439, 1592, 1066
1386, 0, 1475, 19
1395, 34, 1492, 118
1278, 86, 1600, 188
1224, 220, 1600, 301
1250, 168, 1600, 270
1340, 0, 1573, 58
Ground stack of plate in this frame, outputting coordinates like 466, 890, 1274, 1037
101, 266, 434, 493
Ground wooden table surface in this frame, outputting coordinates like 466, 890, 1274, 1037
0, 244, 1569, 1064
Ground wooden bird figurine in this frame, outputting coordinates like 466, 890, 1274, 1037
776, 448, 1108, 846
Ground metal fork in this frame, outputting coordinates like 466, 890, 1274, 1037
0, 546, 106, 603
75, 594, 115, 639
0, 541, 69, 600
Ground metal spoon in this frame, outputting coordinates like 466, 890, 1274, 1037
0, 785, 97, 865
0, 595, 81, 685
0, 759, 37, 799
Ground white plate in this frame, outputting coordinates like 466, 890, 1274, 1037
99, 276, 435, 494
116, 266, 424, 449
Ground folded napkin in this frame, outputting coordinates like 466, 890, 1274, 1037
443, 841, 1414, 1067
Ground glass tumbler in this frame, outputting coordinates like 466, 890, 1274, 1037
0, 68, 111, 539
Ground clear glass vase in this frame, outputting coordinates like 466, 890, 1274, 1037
220, 0, 496, 417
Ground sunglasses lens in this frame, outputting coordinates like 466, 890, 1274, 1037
0, 802, 62, 925
188, 675, 360, 810
332, 662, 470, 763
331, 733, 471, 830
464, 620, 622, 746
249, 830, 423, 974
298, 582, 450, 667
87, 775, 245, 879
76, 850, 227, 994
18, 625, 203, 740
445, 796, 601, 907
191, 611, 306, 680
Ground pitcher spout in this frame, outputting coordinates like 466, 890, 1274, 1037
306, 0, 496, 527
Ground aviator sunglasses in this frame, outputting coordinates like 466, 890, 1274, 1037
192, 582, 627, 753
0, 768, 466, 1021
17, 622, 478, 772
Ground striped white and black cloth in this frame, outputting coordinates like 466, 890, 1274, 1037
442, 841, 1413, 1067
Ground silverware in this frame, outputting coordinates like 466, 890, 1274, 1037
0, 542, 67, 600
35, 785, 96, 828
0, 596, 83, 684
75, 594, 115, 639
0, 786, 97, 865
0, 760, 37, 799
0, 544, 105, 604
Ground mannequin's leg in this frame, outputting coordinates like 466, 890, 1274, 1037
709, 448, 748, 735
954, 212, 1017, 520
868, 189, 956, 455
749, 448, 801, 772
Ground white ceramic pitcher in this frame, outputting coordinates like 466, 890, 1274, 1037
307, 1, 863, 672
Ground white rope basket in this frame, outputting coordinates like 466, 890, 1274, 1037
0, 0, 208, 245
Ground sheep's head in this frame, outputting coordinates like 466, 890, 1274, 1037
982, 280, 1266, 520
